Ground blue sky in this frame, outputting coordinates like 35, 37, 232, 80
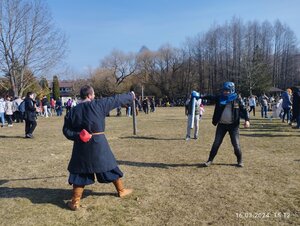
47, 0, 300, 75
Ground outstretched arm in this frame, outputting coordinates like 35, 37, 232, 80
97, 92, 134, 116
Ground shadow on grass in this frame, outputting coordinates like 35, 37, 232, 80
197, 163, 240, 168
118, 160, 201, 169
120, 136, 184, 141
240, 133, 299, 137
118, 160, 241, 169
212, 163, 239, 167
249, 118, 280, 122
0, 135, 25, 139
0, 176, 67, 186
0, 186, 115, 209
0, 176, 116, 209
244, 129, 290, 133
248, 124, 289, 130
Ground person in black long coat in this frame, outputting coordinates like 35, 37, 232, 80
63, 85, 135, 210
24, 92, 37, 138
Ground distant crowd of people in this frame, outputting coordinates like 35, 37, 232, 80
0, 95, 79, 129
0, 93, 161, 129
242, 87, 300, 128
2, 87, 299, 130
118, 96, 156, 117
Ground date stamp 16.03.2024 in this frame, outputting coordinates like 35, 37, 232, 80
236, 212, 292, 219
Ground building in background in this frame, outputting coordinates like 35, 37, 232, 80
49, 80, 74, 105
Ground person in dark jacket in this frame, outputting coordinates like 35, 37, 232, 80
63, 85, 135, 211
142, 97, 149, 114
24, 92, 37, 138
55, 98, 63, 116
18, 98, 26, 122
281, 88, 292, 124
41, 96, 49, 118
291, 87, 300, 129
203, 82, 250, 167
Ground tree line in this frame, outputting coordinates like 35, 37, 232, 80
0, 1, 299, 100
90, 18, 300, 99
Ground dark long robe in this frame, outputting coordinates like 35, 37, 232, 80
63, 93, 133, 173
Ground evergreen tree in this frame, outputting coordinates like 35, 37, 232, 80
52, 75, 60, 100
39, 77, 51, 100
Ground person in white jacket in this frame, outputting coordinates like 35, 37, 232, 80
248, 95, 256, 116
274, 97, 283, 118
5, 96, 14, 127
185, 91, 202, 140
0, 97, 6, 127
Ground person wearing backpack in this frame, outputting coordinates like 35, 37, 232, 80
13, 96, 23, 123
18, 98, 26, 123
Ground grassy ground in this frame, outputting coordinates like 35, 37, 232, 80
0, 106, 299, 226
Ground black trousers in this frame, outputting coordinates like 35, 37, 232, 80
14, 111, 23, 122
6, 115, 13, 125
249, 106, 255, 116
208, 123, 242, 163
25, 120, 37, 135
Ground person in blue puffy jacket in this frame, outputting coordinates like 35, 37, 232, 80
281, 88, 292, 124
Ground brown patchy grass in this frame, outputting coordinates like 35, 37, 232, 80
0, 106, 299, 226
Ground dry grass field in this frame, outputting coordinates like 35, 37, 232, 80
0, 106, 299, 226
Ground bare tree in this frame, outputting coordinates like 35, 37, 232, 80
179, 40, 199, 96
154, 44, 184, 98
91, 68, 117, 97
0, 0, 67, 97
101, 50, 137, 86
93, 18, 299, 99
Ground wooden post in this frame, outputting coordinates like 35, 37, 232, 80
132, 98, 137, 135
